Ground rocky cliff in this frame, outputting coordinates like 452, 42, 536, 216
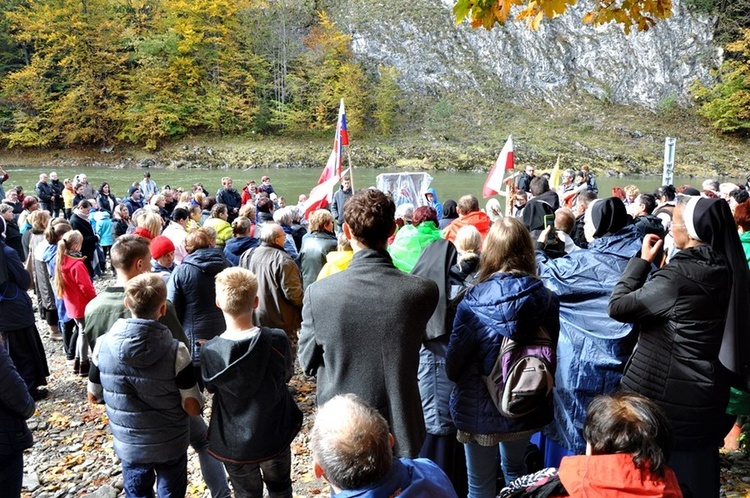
333, 0, 719, 109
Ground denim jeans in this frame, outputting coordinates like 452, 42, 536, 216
121, 454, 187, 498
224, 447, 293, 498
464, 436, 530, 498
189, 415, 231, 498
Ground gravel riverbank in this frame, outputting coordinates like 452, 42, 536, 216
18, 276, 750, 497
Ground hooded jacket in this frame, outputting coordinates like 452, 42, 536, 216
538, 224, 642, 454
500, 454, 682, 497
388, 222, 442, 274
223, 235, 259, 266
317, 250, 353, 280
203, 217, 233, 248
609, 245, 732, 450
446, 274, 560, 436
442, 211, 492, 243
331, 458, 458, 498
96, 318, 189, 464
201, 327, 302, 463
92, 210, 114, 247
168, 248, 229, 362
60, 253, 97, 319
424, 188, 443, 220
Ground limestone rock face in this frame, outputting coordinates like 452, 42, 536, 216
337, 0, 719, 108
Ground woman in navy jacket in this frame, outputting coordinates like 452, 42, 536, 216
446, 217, 559, 498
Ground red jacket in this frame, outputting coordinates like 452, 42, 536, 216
557, 454, 683, 497
60, 255, 97, 319
442, 210, 492, 243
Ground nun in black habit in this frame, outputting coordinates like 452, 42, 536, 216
609, 195, 750, 498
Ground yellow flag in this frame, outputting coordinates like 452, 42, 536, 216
549, 155, 562, 189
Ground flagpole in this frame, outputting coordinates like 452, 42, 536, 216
347, 146, 354, 191
505, 182, 512, 217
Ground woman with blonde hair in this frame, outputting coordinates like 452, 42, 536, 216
25, 211, 61, 341
55, 230, 97, 375
133, 211, 162, 240
452, 225, 482, 282
446, 216, 560, 498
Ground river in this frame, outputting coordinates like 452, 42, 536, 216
2, 166, 736, 205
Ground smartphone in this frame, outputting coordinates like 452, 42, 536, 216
543, 214, 556, 244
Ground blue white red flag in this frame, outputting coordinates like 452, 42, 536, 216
482, 135, 514, 198
318, 99, 348, 184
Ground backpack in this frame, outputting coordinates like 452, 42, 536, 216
483, 288, 555, 419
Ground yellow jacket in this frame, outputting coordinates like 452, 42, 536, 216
317, 250, 353, 280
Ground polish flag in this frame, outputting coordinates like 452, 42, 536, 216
482, 135, 514, 198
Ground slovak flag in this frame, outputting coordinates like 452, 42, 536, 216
482, 135, 514, 198
305, 168, 351, 219
318, 99, 349, 184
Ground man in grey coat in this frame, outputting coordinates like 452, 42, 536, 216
298, 189, 439, 458
239, 223, 304, 344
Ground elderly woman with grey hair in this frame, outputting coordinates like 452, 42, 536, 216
272, 207, 300, 259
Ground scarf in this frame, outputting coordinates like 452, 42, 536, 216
74, 209, 89, 221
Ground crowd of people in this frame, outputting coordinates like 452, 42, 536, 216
2, 163, 750, 498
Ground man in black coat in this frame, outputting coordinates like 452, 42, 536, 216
330, 176, 352, 230
49, 171, 65, 218
298, 189, 439, 458
35, 173, 55, 215
216, 176, 242, 223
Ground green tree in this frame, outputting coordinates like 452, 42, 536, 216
240, 0, 315, 133
694, 28, 750, 134
118, 0, 261, 148
373, 65, 401, 135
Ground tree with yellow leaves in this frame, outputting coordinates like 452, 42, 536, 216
454, 0, 674, 34
693, 27, 750, 134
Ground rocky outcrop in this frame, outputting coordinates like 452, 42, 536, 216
337, 0, 719, 109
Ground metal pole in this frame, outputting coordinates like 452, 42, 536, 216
662, 137, 676, 186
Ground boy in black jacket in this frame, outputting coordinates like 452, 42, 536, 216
201, 267, 302, 498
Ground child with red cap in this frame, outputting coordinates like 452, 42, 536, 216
150, 235, 176, 283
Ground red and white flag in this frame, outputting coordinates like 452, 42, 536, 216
304, 168, 351, 219
482, 135, 514, 198
318, 99, 349, 184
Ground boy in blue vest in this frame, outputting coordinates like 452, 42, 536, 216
201, 267, 302, 498
88, 273, 202, 498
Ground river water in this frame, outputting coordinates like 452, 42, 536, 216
2, 165, 733, 205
